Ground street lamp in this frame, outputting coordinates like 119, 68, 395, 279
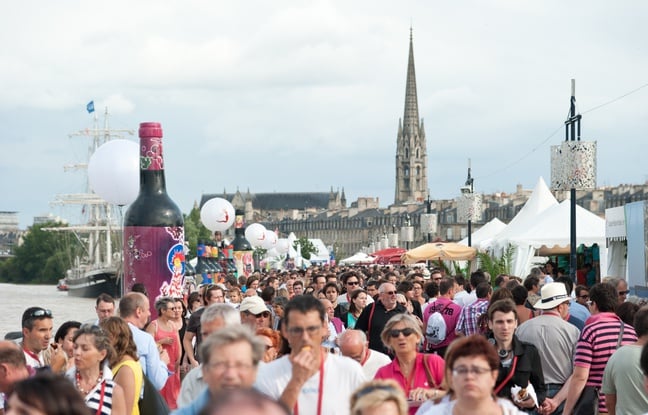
458, 159, 481, 246
550, 79, 597, 281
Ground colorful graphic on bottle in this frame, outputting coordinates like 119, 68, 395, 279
233, 250, 254, 277
140, 137, 164, 171
124, 225, 185, 307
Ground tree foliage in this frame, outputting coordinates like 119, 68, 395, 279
184, 205, 212, 257
293, 237, 318, 260
476, 245, 515, 284
0, 222, 71, 284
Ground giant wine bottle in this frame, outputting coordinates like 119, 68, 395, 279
123, 122, 185, 305
230, 209, 253, 277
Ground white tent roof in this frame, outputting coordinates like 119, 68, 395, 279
458, 218, 507, 249
339, 252, 375, 265
488, 177, 559, 251
510, 199, 606, 248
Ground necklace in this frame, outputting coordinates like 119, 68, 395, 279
76, 370, 103, 395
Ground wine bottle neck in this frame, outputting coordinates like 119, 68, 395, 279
139, 170, 167, 194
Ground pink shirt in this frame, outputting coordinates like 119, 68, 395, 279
374, 353, 445, 415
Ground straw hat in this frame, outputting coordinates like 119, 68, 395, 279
534, 282, 570, 310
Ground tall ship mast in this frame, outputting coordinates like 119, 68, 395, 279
46, 107, 134, 298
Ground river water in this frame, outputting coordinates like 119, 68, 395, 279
0, 283, 99, 338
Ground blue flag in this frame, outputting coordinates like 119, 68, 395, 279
86, 101, 95, 114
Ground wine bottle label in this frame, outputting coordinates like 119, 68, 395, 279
139, 137, 165, 171
233, 250, 253, 277
124, 225, 185, 300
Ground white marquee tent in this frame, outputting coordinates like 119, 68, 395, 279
458, 217, 507, 250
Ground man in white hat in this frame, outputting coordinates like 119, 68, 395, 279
516, 282, 580, 415
239, 296, 272, 330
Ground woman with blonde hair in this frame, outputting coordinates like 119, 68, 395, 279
351, 379, 408, 415
101, 317, 144, 415
374, 314, 445, 415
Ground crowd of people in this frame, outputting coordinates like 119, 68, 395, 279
2, 262, 648, 415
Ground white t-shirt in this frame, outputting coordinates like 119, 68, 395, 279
361, 349, 392, 379
254, 353, 366, 415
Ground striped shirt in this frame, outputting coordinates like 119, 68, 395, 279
85, 379, 115, 415
455, 298, 489, 336
574, 312, 637, 413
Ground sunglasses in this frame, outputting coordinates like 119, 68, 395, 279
382, 291, 397, 296
389, 328, 415, 338
619, 290, 630, 296
26, 309, 53, 320
253, 311, 271, 318
577, 295, 589, 299
347, 281, 359, 286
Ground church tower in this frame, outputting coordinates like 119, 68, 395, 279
394, 29, 428, 204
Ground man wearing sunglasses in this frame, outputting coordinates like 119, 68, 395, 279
254, 295, 366, 415
355, 283, 407, 355
240, 296, 272, 330
20, 307, 65, 372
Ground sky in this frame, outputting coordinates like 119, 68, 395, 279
1, 1, 647, 229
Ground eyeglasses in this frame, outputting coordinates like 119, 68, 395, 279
347, 281, 359, 286
389, 328, 415, 338
619, 290, 630, 296
382, 291, 397, 296
207, 361, 254, 372
452, 366, 493, 377
254, 311, 271, 319
286, 325, 321, 336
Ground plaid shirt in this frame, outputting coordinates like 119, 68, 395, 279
456, 298, 489, 336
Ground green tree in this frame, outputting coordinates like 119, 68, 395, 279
476, 245, 514, 284
184, 205, 212, 256
0, 222, 70, 284
293, 237, 318, 260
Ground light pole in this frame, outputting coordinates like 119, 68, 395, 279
458, 159, 480, 246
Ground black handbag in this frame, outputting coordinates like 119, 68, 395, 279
138, 374, 170, 415
573, 385, 598, 415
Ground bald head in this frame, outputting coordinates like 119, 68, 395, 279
119, 292, 151, 328
338, 330, 368, 364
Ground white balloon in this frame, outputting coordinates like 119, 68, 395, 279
276, 239, 290, 254
200, 198, 235, 232
261, 230, 278, 250
245, 223, 267, 248
88, 139, 139, 206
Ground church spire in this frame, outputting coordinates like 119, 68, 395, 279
394, 28, 428, 205
403, 27, 420, 134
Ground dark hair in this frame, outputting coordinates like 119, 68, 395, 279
204, 285, 225, 305
131, 283, 148, 297
261, 286, 275, 302
470, 270, 487, 289
511, 285, 528, 306
283, 295, 326, 327
634, 306, 648, 337
439, 278, 455, 295
11, 372, 91, 415
397, 281, 414, 294
272, 296, 289, 308
96, 293, 115, 306
475, 282, 491, 299
323, 282, 339, 295
54, 321, 81, 343
523, 275, 540, 291
424, 281, 439, 298
575, 285, 589, 297
341, 271, 359, 285
494, 275, 507, 287
292, 279, 304, 288
100, 317, 139, 366
617, 302, 640, 327
21, 307, 52, 330
590, 283, 619, 312
445, 335, 499, 372
488, 299, 518, 321
348, 289, 368, 315
489, 287, 513, 304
